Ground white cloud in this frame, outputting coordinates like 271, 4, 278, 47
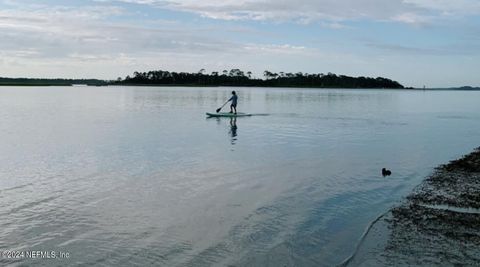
104, 0, 480, 24
404, 0, 480, 15
0, 1, 326, 79
391, 12, 431, 25
0, 4, 236, 56
243, 44, 309, 55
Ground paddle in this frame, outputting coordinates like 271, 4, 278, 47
216, 100, 229, 113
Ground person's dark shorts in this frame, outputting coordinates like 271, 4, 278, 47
231, 103, 237, 108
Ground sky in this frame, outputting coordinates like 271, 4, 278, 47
0, 0, 479, 87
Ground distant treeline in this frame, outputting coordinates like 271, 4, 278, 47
1, 69, 405, 88
0, 77, 107, 86
114, 69, 404, 88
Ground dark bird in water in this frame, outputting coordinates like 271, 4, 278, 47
382, 168, 392, 176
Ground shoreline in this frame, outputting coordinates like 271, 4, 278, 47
1, 84, 480, 91
344, 147, 480, 266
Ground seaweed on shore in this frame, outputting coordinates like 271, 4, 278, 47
442, 147, 480, 172
406, 147, 480, 209
343, 147, 480, 266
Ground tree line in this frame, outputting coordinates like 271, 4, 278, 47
0, 69, 404, 88
114, 69, 404, 88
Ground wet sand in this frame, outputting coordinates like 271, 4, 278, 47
343, 147, 480, 266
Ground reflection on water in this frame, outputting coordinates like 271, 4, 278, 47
206, 116, 240, 146
1, 86, 480, 266
229, 118, 238, 145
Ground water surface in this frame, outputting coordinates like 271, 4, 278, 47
1, 86, 479, 266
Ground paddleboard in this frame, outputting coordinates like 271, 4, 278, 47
206, 112, 252, 118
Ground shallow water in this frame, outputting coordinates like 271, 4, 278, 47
1, 86, 479, 266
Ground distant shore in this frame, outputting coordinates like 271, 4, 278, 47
0, 78, 107, 87
1, 80, 479, 91
344, 148, 480, 266
1, 83, 479, 91
2, 72, 479, 90
1, 70, 404, 89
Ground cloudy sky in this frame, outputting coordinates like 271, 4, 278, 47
1, 0, 479, 87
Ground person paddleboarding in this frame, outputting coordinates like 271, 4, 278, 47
228, 91, 238, 114
216, 91, 238, 114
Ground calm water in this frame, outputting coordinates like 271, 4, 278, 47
1, 86, 479, 266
